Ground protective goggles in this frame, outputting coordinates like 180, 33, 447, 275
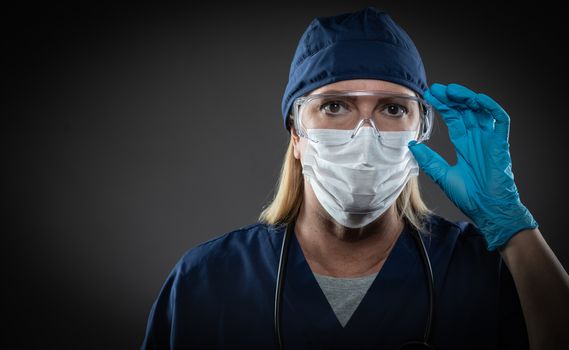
291, 90, 433, 144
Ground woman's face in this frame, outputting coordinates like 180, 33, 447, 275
291, 79, 417, 160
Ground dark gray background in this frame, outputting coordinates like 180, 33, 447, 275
3, 1, 568, 348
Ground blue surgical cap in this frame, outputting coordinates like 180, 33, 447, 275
281, 7, 428, 131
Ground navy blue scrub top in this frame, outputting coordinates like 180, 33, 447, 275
141, 215, 529, 349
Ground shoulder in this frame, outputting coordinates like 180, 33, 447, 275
141, 222, 280, 347
425, 213, 490, 251
425, 214, 506, 290
172, 222, 278, 277
422, 214, 499, 270
423, 213, 477, 235
423, 217, 528, 348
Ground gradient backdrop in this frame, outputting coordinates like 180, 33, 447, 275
3, 1, 568, 349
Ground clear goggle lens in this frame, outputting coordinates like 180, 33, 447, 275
292, 91, 433, 144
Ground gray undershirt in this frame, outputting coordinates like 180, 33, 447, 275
313, 271, 379, 327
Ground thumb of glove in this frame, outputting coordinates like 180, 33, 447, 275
408, 141, 450, 185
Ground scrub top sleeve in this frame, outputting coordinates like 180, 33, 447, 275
497, 256, 530, 349
140, 261, 182, 350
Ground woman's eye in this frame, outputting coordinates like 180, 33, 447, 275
382, 104, 408, 117
321, 101, 348, 114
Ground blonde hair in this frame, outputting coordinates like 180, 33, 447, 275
258, 137, 432, 232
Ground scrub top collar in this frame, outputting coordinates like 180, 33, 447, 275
266, 219, 461, 346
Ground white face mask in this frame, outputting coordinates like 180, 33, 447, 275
300, 127, 419, 228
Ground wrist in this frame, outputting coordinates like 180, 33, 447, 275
475, 203, 538, 251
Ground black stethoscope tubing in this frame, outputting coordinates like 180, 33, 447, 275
274, 220, 437, 350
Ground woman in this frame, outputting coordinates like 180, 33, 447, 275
141, 7, 569, 349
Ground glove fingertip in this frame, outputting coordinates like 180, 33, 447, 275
408, 142, 429, 164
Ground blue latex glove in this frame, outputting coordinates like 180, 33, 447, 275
408, 83, 538, 251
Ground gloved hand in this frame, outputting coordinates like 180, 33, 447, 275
408, 83, 538, 251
